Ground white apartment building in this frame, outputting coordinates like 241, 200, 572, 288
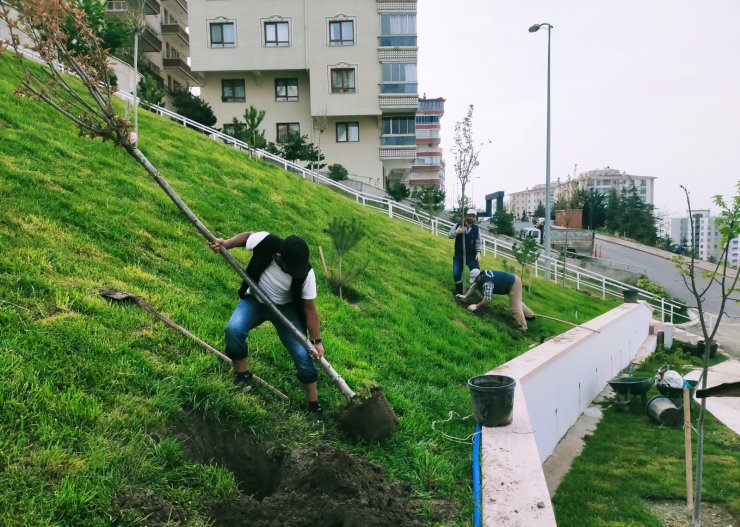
573, 167, 656, 204
670, 210, 722, 262
729, 236, 740, 268
188, 0, 418, 189
507, 184, 553, 221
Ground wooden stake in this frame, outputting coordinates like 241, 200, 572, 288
683, 387, 694, 512
318, 245, 329, 277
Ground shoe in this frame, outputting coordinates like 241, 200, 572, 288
307, 403, 324, 425
525, 315, 536, 321
233, 371, 253, 391
518, 327, 528, 334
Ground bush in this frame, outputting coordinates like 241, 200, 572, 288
327, 163, 348, 181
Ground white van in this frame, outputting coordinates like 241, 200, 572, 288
519, 227, 542, 244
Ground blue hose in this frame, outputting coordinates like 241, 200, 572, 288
473, 422, 482, 527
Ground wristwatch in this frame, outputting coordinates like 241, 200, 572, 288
310, 337, 323, 345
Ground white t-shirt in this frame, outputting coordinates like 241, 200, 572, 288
245, 232, 317, 305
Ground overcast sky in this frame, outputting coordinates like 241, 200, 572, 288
417, 0, 740, 219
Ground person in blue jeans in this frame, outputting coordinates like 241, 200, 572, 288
456, 269, 535, 333
448, 208, 481, 294
208, 231, 325, 420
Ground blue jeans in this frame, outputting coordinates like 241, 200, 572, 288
224, 296, 318, 384
453, 254, 480, 294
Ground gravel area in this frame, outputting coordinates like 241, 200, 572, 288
645, 500, 736, 527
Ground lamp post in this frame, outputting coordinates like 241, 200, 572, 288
528, 22, 553, 279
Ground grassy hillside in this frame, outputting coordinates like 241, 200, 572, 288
0, 60, 616, 526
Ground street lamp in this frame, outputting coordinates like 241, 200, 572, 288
529, 22, 553, 278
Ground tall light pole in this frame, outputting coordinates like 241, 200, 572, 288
529, 22, 553, 278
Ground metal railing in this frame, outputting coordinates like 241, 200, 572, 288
12, 44, 690, 324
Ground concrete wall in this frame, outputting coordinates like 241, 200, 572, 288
481, 302, 653, 526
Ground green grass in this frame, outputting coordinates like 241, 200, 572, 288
0, 59, 621, 525
553, 346, 740, 526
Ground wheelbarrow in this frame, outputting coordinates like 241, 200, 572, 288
656, 379, 699, 409
607, 376, 655, 411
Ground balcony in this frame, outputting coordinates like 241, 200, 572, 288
379, 146, 417, 160
161, 0, 187, 16
140, 26, 162, 53
161, 23, 189, 48
378, 35, 417, 47
379, 82, 417, 94
163, 55, 201, 85
106, 0, 160, 16
378, 95, 418, 111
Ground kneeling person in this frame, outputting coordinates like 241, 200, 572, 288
455, 269, 535, 333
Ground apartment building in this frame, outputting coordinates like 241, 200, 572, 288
188, 0, 418, 190
105, 0, 199, 96
573, 167, 655, 204
408, 96, 444, 187
670, 210, 722, 262
507, 184, 552, 221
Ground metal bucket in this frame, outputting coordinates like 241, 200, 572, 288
468, 375, 515, 427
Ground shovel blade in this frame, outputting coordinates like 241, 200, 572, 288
337, 387, 398, 441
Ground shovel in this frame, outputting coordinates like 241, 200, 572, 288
99, 288, 289, 401
103, 156, 397, 440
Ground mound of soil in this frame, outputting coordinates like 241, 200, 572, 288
209, 444, 428, 527
112, 490, 188, 526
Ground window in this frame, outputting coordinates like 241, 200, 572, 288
276, 122, 300, 143
221, 79, 245, 102
336, 122, 359, 142
381, 14, 416, 35
381, 115, 415, 145
265, 21, 289, 47
275, 78, 298, 101
210, 22, 235, 48
416, 115, 440, 124
330, 68, 355, 93
329, 20, 354, 46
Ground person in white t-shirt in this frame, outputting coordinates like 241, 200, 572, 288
208, 231, 325, 420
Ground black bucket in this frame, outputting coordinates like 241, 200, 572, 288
468, 375, 516, 427
623, 289, 639, 303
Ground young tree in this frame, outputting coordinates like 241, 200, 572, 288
451, 104, 489, 274
489, 207, 515, 236
137, 73, 164, 106
324, 217, 370, 300
512, 237, 541, 291
411, 185, 445, 218
533, 201, 546, 220
386, 181, 410, 202
673, 184, 739, 526
243, 106, 267, 148
171, 89, 217, 127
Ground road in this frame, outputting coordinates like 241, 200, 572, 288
594, 234, 740, 357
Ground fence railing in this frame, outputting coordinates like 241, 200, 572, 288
12, 44, 690, 324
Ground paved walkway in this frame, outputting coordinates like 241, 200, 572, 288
684, 358, 740, 435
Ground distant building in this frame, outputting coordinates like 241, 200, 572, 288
670, 210, 722, 262
188, 0, 419, 190
408, 96, 445, 188
570, 167, 655, 204
506, 184, 552, 221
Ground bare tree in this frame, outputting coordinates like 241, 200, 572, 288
674, 183, 739, 526
451, 104, 489, 278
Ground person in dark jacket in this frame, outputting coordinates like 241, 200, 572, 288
448, 208, 482, 294
208, 231, 325, 419
455, 268, 535, 333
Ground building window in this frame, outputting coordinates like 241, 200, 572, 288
329, 20, 354, 46
221, 79, 245, 102
330, 68, 356, 93
275, 78, 298, 101
265, 21, 289, 47
336, 122, 359, 142
276, 122, 300, 143
381, 115, 415, 145
210, 21, 236, 48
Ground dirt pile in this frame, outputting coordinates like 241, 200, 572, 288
209, 444, 428, 527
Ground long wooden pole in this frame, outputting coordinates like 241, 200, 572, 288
683, 387, 694, 513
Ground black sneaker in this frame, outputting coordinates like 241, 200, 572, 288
525, 315, 537, 321
233, 371, 253, 391
307, 402, 324, 425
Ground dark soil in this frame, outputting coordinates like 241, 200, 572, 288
337, 386, 399, 441
113, 412, 443, 526
329, 284, 363, 304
